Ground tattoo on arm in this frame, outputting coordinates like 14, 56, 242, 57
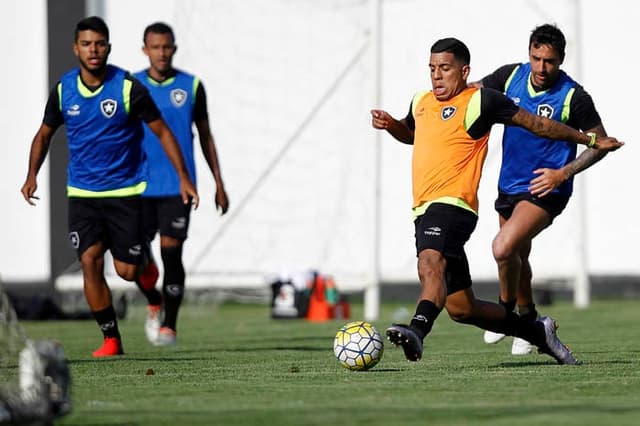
510, 109, 590, 144
563, 124, 608, 178
564, 148, 607, 178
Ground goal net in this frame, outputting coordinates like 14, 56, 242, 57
0, 283, 72, 425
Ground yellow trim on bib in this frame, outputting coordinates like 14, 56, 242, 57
77, 75, 104, 97
67, 181, 147, 198
123, 79, 132, 115
412, 196, 477, 219
561, 88, 575, 123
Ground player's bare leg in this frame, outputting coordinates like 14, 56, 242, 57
485, 201, 549, 349
81, 242, 124, 357
386, 249, 446, 361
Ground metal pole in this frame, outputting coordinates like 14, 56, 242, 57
572, 0, 590, 308
85, 0, 105, 17
364, 0, 382, 321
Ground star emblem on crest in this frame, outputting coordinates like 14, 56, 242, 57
441, 105, 457, 120
170, 89, 188, 107
100, 99, 117, 118
537, 104, 554, 118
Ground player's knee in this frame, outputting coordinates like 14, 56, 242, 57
492, 235, 515, 263
444, 293, 474, 323
446, 305, 473, 323
114, 263, 137, 281
80, 253, 99, 270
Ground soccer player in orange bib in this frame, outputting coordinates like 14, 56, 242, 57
370, 37, 622, 364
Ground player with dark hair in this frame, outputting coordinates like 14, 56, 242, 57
470, 24, 610, 355
20, 16, 199, 357
134, 22, 229, 346
370, 37, 622, 364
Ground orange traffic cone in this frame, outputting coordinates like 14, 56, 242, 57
306, 274, 331, 322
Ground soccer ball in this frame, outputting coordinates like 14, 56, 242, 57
333, 321, 384, 371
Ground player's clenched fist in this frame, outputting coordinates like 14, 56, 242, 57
370, 109, 393, 129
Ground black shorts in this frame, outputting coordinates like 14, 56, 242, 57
495, 192, 570, 224
141, 196, 191, 242
414, 203, 477, 294
68, 196, 144, 265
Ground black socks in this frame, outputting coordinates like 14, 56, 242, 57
409, 299, 442, 340
161, 245, 185, 331
93, 306, 121, 339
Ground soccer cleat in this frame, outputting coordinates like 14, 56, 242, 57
138, 260, 159, 291
385, 324, 423, 362
153, 327, 177, 346
511, 337, 534, 355
92, 337, 124, 358
536, 316, 580, 365
483, 330, 506, 344
145, 305, 162, 343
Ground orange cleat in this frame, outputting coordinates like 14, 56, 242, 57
92, 337, 124, 358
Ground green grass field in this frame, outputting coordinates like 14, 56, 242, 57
22, 299, 640, 426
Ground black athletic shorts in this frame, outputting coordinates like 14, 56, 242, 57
68, 196, 144, 265
495, 192, 570, 224
414, 203, 478, 294
141, 196, 192, 242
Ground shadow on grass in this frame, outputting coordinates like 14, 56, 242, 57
492, 358, 637, 368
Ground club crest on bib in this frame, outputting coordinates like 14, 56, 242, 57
441, 105, 457, 120
537, 103, 554, 118
100, 99, 117, 118
170, 89, 188, 107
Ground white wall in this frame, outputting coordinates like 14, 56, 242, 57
0, 0, 49, 282
3, 0, 638, 287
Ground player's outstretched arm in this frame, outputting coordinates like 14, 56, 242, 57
370, 109, 414, 144
529, 123, 609, 197
21, 124, 56, 206
147, 118, 200, 209
195, 117, 229, 215
509, 109, 624, 151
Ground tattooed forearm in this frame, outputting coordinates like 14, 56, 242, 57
510, 109, 590, 145
563, 147, 607, 178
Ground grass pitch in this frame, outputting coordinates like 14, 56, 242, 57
23, 299, 640, 426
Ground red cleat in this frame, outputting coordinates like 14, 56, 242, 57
92, 337, 124, 358
139, 261, 159, 291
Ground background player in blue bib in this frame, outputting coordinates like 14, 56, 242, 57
471, 24, 611, 355
21, 16, 199, 358
134, 22, 229, 346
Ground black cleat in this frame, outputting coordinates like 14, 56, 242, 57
536, 316, 581, 365
385, 324, 423, 362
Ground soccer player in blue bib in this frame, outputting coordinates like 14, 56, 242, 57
133, 22, 229, 346
471, 24, 610, 355
21, 16, 199, 357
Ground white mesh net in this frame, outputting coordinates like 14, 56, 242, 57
115, 1, 379, 290
0, 285, 71, 424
